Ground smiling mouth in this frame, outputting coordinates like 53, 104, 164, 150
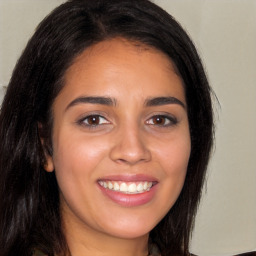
98, 180, 155, 194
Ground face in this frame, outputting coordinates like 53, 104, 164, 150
45, 38, 191, 240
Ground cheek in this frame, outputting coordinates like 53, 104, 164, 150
51, 133, 112, 223
167, 140, 190, 172
153, 130, 191, 197
154, 131, 191, 174
52, 132, 110, 187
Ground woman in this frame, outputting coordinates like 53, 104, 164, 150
0, 0, 214, 256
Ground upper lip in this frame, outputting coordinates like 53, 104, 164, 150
97, 174, 158, 182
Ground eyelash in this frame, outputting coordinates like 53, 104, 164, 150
146, 115, 177, 127
77, 114, 177, 129
78, 114, 110, 128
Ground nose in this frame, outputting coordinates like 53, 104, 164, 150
109, 126, 151, 165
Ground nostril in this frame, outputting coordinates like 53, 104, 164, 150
109, 128, 151, 165
115, 155, 150, 165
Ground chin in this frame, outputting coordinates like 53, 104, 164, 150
97, 214, 160, 239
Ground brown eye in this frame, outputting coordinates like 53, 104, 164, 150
82, 115, 109, 126
146, 115, 177, 127
87, 116, 100, 125
152, 116, 166, 125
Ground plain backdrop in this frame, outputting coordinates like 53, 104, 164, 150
0, 1, 255, 255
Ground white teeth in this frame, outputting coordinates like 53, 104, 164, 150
108, 181, 113, 190
114, 182, 119, 191
120, 183, 128, 192
143, 182, 148, 190
137, 183, 143, 192
99, 180, 154, 194
128, 183, 137, 193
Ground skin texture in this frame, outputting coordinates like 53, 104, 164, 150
45, 38, 191, 256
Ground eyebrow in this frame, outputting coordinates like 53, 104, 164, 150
65, 96, 116, 111
145, 96, 186, 108
65, 95, 185, 111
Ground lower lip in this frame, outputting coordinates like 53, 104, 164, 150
98, 183, 158, 207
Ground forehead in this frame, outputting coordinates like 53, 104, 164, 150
56, 38, 185, 106
65, 37, 178, 80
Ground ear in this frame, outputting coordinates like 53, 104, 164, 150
38, 122, 55, 172
44, 154, 55, 173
